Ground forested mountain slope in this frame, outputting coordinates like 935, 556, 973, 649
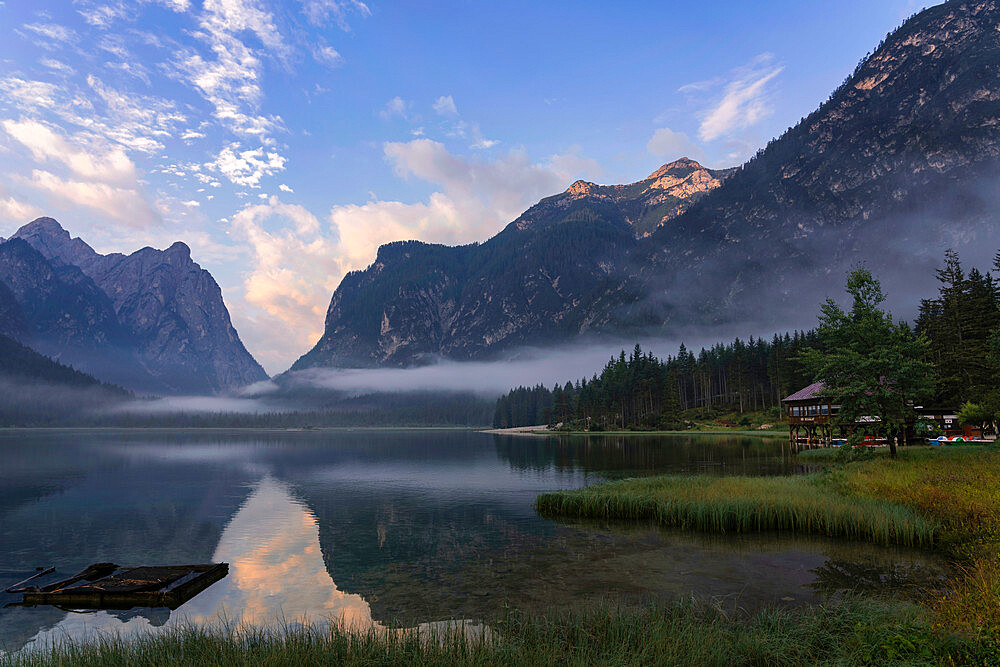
292, 0, 1000, 369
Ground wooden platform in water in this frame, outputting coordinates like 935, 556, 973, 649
6, 562, 228, 610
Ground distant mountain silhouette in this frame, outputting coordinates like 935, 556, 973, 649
0, 218, 268, 393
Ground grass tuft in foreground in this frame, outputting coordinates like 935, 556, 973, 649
4, 599, 993, 667
536, 473, 938, 548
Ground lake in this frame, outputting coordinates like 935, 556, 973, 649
0, 429, 947, 653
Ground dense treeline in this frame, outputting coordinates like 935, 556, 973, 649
495, 248, 1000, 431
0, 333, 128, 394
493, 332, 821, 429
916, 250, 1000, 408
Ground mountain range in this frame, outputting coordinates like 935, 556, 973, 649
0, 218, 267, 393
292, 0, 1000, 370
3, 0, 999, 388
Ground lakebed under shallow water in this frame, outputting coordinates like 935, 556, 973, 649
0, 429, 948, 653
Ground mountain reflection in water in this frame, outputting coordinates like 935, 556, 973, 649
0, 430, 948, 655
18, 477, 405, 651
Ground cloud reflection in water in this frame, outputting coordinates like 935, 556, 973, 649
21, 477, 445, 651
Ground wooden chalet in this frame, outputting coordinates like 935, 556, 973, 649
782, 381, 839, 448
782, 383, 979, 448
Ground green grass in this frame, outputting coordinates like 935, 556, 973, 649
536, 473, 938, 548
5, 599, 993, 666
539, 446, 1000, 639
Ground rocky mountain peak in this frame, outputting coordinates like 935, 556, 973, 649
13, 217, 100, 271
644, 160, 727, 200
645, 157, 704, 181
166, 241, 191, 259
18, 217, 69, 239
565, 179, 597, 195
3, 217, 268, 393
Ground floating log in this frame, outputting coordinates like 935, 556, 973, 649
9, 563, 228, 610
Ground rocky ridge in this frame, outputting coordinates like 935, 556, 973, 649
291, 1, 1000, 371
1, 219, 268, 393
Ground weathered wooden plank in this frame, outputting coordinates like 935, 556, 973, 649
13, 563, 228, 610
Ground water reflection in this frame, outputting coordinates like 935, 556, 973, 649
16, 477, 433, 652
0, 430, 946, 655
495, 433, 807, 477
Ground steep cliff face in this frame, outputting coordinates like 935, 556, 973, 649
0, 239, 129, 352
0, 279, 26, 340
291, 194, 641, 369
295, 0, 1000, 371
639, 0, 1000, 311
4, 219, 268, 393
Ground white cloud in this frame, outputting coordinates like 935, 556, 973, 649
24, 169, 160, 225
547, 145, 603, 183
229, 197, 343, 367
1, 119, 159, 226
470, 134, 499, 150
85, 76, 187, 153
432, 95, 458, 116
301, 0, 371, 29
677, 77, 722, 94
378, 96, 411, 121
278, 184, 293, 193
445, 119, 498, 150
2, 119, 137, 184
698, 54, 783, 142
312, 43, 344, 67
0, 192, 42, 224
39, 58, 75, 76
18, 23, 78, 48
208, 143, 287, 188
329, 140, 576, 273
78, 3, 130, 27
0, 78, 60, 109
202, 0, 286, 55
172, 0, 288, 139
0, 75, 187, 156
385, 139, 561, 216
154, 0, 191, 11
646, 127, 704, 161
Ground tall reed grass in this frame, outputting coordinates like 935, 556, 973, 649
539, 447, 1000, 638
536, 474, 939, 547
4, 599, 990, 666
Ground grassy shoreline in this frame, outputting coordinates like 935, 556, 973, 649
537, 474, 938, 547
538, 446, 1000, 644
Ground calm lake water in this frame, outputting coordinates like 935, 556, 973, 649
0, 429, 947, 653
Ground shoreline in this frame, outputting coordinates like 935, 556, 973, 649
537, 445, 1000, 640
483, 426, 788, 438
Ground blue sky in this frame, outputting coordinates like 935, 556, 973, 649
0, 0, 933, 372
